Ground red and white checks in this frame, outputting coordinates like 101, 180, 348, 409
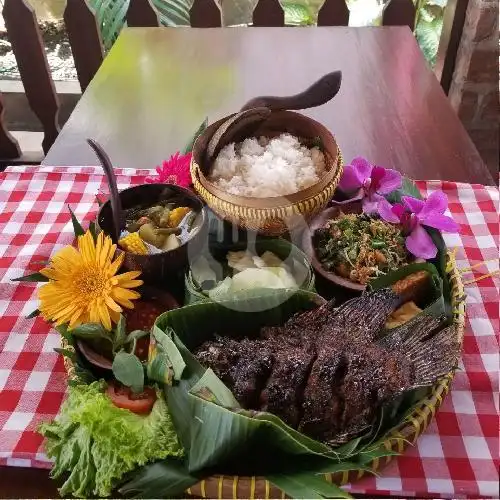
0, 167, 498, 497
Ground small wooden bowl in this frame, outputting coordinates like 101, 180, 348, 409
302, 203, 367, 292
76, 286, 179, 371
191, 110, 343, 236
97, 183, 208, 285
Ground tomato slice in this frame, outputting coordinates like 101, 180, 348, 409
106, 382, 157, 414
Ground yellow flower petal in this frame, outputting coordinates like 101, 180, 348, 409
112, 288, 141, 301
104, 295, 123, 313
106, 253, 125, 277
98, 302, 112, 332
109, 309, 121, 324
115, 271, 142, 283
118, 279, 144, 289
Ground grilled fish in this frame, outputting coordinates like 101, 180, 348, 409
195, 289, 460, 446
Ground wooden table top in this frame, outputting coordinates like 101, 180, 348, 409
43, 27, 493, 186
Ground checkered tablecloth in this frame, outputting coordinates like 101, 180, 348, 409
0, 166, 498, 497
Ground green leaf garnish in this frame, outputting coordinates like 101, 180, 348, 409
71, 322, 111, 340
68, 205, 85, 237
26, 309, 40, 319
113, 314, 127, 351
88, 221, 98, 242
112, 351, 144, 393
182, 117, 208, 154
11, 272, 49, 282
54, 347, 76, 361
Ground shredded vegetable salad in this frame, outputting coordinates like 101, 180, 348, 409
314, 213, 409, 284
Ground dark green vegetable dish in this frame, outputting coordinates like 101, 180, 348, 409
313, 213, 410, 285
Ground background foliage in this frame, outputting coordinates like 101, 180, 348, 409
0, 0, 447, 67
83, 0, 445, 66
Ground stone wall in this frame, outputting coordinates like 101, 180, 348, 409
448, 0, 498, 180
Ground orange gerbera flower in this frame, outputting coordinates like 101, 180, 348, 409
38, 231, 142, 331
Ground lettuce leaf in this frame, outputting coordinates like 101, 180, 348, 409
39, 381, 183, 497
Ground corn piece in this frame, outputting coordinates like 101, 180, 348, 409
118, 232, 148, 255
168, 207, 191, 228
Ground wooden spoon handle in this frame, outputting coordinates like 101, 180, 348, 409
87, 138, 124, 242
240, 71, 342, 112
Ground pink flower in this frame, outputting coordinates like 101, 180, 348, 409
378, 192, 459, 259
145, 152, 192, 187
337, 157, 402, 213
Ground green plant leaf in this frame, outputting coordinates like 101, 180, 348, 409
153, 0, 190, 26
126, 329, 149, 354
182, 117, 208, 154
70, 323, 111, 340
89, 221, 98, 243
88, 0, 191, 51
283, 2, 315, 26
356, 446, 400, 465
189, 368, 240, 408
56, 324, 73, 342
147, 325, 186, 384
386, 177, 423, 204
113, 314, 127, 351
427, 227, 451, 308
402, 177, 423, 199
68, 205, 85, 237
118, 459, 199, 498
112, 351, 144, 393
11, 272, 49, 282
26, 309, 40, 319
415, 16, 443, 67
310, 461, 375, 476
126, 330, 150, 343
267, 471, 352, 499
54, 347, 77, 361
331, 437, 364, 458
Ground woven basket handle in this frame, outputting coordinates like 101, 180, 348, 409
240, 71, 342, 112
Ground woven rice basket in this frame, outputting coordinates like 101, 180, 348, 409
62, 251, 465, 499
190, 110, 344, 237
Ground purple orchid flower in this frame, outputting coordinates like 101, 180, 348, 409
378, 191, 460, 259
337, 157, 402, 213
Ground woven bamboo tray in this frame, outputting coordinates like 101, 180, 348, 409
62, 251, 465, 499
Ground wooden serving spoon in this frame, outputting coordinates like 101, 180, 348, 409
205, 71, 342, 164
87, 138, 124, 243
240, 70, 342, 112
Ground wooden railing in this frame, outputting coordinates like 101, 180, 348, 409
0, 0, 467, 165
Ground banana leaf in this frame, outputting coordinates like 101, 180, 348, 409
118, 458, 199, 498
147, 325, 186, 385
369, 261, 449, 322
138, 290, 397, 498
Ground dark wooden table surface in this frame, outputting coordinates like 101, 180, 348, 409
7, 26, 493, 500
43, 26, 493, 185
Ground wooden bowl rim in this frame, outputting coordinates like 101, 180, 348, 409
302, 204, 367, 292
97, 183, 208, 257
